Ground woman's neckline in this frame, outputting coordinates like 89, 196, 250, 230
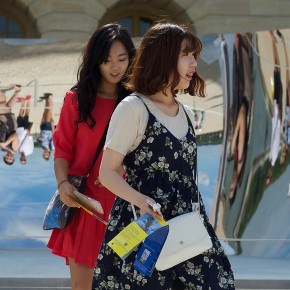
138, 93, 181, 118
96, 95, 117, 100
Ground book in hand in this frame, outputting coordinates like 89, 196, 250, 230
71, 190, 107, 225
108, 213, 167, 260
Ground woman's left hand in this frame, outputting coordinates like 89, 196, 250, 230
139, 197, 164, 220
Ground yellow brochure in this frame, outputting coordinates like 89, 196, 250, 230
108, 213, 167, 259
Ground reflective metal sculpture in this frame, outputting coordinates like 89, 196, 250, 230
212, 30, 290, 258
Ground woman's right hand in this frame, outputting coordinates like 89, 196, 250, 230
58, 180, 80, 208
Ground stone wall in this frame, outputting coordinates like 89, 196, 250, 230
3, 0, 288, 39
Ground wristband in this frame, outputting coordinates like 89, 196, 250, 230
57, 179, 68, 189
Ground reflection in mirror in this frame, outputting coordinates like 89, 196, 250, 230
212, 29, 290, 258
0, 38, 223, 249
0, 147, 55, 248
0, 39, 84, 248
2, 29, 290, 263
0, 144, 222, 248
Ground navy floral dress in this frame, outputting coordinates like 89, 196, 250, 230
92, 100, 235, 290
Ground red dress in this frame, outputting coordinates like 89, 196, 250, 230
47, 90, 116, 268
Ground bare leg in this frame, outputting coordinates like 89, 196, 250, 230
25, 98, 30, 117
68, 258, 94, 290
5, 84, 21, 108
25, 98, 33, 133
19, 98, 25, 117
40, 94, 53, 160
42, 95, 53, 123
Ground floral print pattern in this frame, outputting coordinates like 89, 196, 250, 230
92, 101, 235, 289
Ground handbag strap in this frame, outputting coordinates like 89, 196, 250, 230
85, 97, 121, 178
192, 144, 200, 213
85, 122, 110, 178
17, 130, 28, 153
180, 102, 200, 212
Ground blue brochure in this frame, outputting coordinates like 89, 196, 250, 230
133, 225, 169, 277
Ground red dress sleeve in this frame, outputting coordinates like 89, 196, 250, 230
53, 90, 78, 163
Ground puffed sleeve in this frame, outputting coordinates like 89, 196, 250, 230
53, 90, 78, 163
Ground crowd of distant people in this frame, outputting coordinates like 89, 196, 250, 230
0, 84, 55, 165
0, 83, 208, 167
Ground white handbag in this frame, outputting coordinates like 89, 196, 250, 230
131, 147, 212, 271
154, 148, 213, 270
131, 199, 213, 272
155, 202, 213, 271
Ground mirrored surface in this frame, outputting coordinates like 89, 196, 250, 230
0, 144, 222, 249
1, 29, 290, 262
0, 37, 224, 250
0, 147, 54, 248
212, 29, 290, 258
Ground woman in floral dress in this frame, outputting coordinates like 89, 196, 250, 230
93, 21, 235, 290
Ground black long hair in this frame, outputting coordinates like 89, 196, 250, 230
73, 23, 135, 128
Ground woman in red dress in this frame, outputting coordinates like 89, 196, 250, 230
47, 23, 135, 290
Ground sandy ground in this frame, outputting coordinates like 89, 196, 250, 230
0, 38, 224, 136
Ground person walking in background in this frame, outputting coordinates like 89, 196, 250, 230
47, 23, 135, 290
93, 21, 235, 289
0, 84, 22, 165
16, 95, 34, 164
39, 93, 55, 161
0, 84, 21, 143
0, 131, 18, 165
0, 94, 34, 165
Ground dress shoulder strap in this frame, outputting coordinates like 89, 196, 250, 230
130, 92, 151, 113
176, 100, 195, 132
132, 93, 195, 134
